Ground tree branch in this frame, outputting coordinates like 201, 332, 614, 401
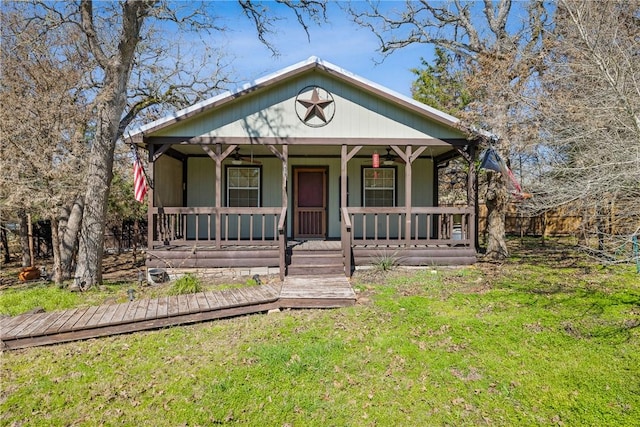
79, 0, 109, 69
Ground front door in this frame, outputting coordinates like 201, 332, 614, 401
294, 167, 327, 238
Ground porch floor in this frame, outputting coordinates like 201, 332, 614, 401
1, 277, 355, 351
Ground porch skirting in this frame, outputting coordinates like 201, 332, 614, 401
146, 246, 280, 270
145, 243, 476, 276
353, 246, 476, 266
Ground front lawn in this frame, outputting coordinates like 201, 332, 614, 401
1, 239, 639, 426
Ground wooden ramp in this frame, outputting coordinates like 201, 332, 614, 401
1, 279, 355, 351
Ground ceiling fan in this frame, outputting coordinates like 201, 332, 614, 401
366, 147, 405, 165
231, 147, 261, 165
382, 147, 405, 165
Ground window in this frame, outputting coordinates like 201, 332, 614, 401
363, 167, 395, 207
227, 167, 260, 207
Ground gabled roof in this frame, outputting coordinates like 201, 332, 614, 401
126, 56, 475, 143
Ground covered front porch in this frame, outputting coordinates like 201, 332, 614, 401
126, 57, 482, 279
144, 141, 478, 279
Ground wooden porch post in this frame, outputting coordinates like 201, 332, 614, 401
467, 143, 478, 251
265, 144, 289, 280
341, 145, 347, 213
264, 144, 289, 212
341, 145, 361, 277
389, 145, 427, 246
201, 144, 237, 249
281, 145, 288, 215
391, 145, 413, 246
404, 146, 412, 246
147, 144, 155, 249
340, 145, 362, 207
214, 144, 222, 249
341, 145, 349, 276
280, 145, 288, 280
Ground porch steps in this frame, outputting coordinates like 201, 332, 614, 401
287, 249, 345, 276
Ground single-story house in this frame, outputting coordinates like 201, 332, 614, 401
126, 57, 480, 280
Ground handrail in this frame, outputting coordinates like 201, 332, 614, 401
152, 207, 282, 215
277, 206, 287, 281
341, 207, 352, 277
277, 206, 287, 233
347, 206, 473, 215
341, 206, 352, 229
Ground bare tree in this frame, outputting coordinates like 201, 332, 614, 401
1, 7, 91, 281
5, 1, 327, 289
350, 0, 550, 259
529, 0, 640, 261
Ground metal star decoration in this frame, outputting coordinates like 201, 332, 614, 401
296, 88, 334, 124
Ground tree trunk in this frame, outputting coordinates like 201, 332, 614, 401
73, 0, 149, 290
132, 218, 139, 263
0, 225, 10, 264
18, 210, 31, 267
73, 103, 120, 289
27, 214, 35, 266
485, 171, 509, 259
58, 196, 84, 281
595, 202, 605, 252
50, 215, 63, 284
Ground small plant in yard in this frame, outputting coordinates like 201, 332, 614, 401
168, 274, 202, 295
370, 250, 400, 272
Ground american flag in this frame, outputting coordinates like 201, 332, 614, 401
133, 158, 147, 203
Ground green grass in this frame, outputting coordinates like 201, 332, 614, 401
1, 241, 639, 426
168, 273, 202, 295
0, 283, 80, 315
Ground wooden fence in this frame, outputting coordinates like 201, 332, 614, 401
478, 203, 639, 237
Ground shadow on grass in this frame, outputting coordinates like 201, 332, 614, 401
563, 315, 640, 344
475, 237, 640, 345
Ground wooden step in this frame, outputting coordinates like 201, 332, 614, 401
290, 253, 343, 266
288, 249, 344, 276
287, 265, 345, 276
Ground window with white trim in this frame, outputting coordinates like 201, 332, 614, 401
363, 167, 395, 207
227, 167, 260, 207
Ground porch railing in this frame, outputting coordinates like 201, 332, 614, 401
151, 207, 285, 248
345, 207, 474, 247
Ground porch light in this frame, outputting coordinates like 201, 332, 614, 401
372, 151, 380, 168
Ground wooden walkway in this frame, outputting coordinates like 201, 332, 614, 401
1, 277, 355, 351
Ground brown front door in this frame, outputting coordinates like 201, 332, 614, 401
294, 167, 327, 238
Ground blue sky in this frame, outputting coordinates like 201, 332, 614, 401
212, 1, 433, 97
